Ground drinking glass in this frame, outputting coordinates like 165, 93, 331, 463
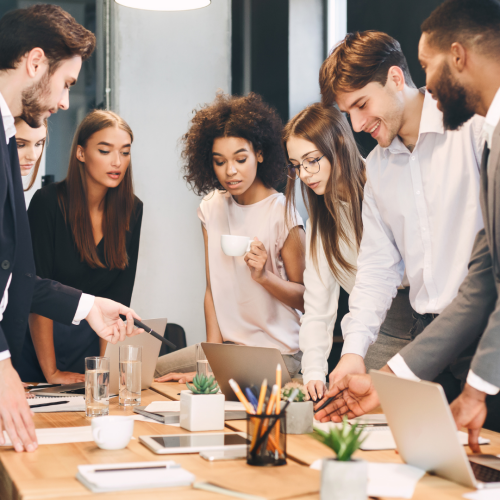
196, 344, 209, 378
85, 357, 110, 417
119, 345, 142, 406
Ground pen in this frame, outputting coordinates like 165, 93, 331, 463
275, 364, 281, 442
94, 464, 179, 473
245, 387, 258, 410
229, 379, 255, 414
29, 400, 70, 409
313, 391, 345, 414
120, 316, 177, 350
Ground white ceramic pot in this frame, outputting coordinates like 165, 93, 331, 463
320, 458, 367, 500
280, 400, 313, 434
180, 390, 225, 432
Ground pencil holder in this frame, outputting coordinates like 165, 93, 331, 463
246, 412, 287, 466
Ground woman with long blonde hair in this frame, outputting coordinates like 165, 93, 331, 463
18, 110, 143, 383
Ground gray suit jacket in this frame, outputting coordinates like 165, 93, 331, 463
399, 119, 500, 388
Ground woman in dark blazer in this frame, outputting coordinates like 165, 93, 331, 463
18, 110, 143, 384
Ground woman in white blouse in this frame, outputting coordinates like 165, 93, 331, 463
283, 104, 365, 401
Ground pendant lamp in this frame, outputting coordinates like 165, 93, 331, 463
115, 0, 210, 11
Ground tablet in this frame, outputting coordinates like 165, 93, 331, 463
139, 432, 249, 455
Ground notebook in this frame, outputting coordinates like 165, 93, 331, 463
76, 460, 194, 493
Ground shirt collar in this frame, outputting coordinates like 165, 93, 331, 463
482, 86, 500, 148
383, 90, 444, 157
0, 91, 16, 145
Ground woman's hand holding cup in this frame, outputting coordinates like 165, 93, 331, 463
244, 237, 268, 283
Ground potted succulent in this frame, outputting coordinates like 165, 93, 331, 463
313, 417, 367, 500
180, 374, 224, 432
280, 382, 313, 434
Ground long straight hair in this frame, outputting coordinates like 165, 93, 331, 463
57, 110, 134, 270
284, 104, 365, 283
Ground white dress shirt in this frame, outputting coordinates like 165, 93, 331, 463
390, 86, 500, 395
0, 90, 95, 362
300, 207, 358, 384
341, 91, 485, 359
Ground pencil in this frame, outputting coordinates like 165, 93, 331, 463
256, 379, 267, 415
275, 364, 281, 443
228, 379, 255, 414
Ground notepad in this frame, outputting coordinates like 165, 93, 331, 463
311, 460, 425, 499
28, 396, 86, 413
76, 460, 195, 493
1, 426, 94, 446
313, 420, 490, 450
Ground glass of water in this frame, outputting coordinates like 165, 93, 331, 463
119, 345, 142, 406
85, 357, 110, 417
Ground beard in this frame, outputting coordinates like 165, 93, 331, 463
20, 72, 52, 128
434, 62, 479, 131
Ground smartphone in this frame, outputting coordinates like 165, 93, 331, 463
200, 449, 247, 461
139, 432, 249, 455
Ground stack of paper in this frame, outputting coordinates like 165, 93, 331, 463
2, 426, 94, 446
310, 460, 425, 499
144, 401, 246, 413
29, 396, 85, 413
76, 461, 194, 493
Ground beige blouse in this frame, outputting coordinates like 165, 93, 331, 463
198, 190, 303, 354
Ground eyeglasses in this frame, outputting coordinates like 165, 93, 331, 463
286, 155, 325, 180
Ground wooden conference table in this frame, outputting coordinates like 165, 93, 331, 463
0, 382, 497, 500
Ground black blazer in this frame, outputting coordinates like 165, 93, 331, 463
0, 113, 81, 366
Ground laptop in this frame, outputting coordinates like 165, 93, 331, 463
30, 318, 168, 397
201, 343, 292, 402
371, 370, 500, 489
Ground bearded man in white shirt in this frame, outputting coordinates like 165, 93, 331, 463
317, 31, 485, 400
316, 0, 500, 448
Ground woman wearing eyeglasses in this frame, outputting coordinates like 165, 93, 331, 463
283, 104, 363, 401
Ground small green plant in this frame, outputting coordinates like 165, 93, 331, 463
313, 417, 367, 461
186, 373, 219, 394
281, 381, 306, 402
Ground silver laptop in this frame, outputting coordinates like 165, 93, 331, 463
201, 343, 292, 402
30, 318, 168, 397
371, 370, 500, 489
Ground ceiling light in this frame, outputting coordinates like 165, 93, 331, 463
114, 0, 210, 11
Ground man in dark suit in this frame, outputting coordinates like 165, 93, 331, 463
0, 5, 143, 453
315, 0, 500, 450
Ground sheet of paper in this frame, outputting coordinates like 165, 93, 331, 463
1, 426, 94, 446
313, 421, 489, 450
464, 489, 500, 500
144, 401, 180, 412
310, 460, 425, 498
224, 402, 246, 412
29, 396, 86, 413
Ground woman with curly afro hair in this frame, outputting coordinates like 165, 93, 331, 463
155, 92, 306, 383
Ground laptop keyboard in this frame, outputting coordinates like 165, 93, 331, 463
470, 461, 500, 483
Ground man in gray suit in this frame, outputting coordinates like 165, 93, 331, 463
315, 0, 500, 451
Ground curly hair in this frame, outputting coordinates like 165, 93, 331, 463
182, 92, 286, 196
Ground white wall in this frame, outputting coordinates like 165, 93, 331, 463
113, 0, 231, 345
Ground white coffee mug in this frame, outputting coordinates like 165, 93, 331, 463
221, 235, 252, 256
91, 415, 134, 450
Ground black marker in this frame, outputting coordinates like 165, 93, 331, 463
30, 400, 70, 409
120, 316, 177, 350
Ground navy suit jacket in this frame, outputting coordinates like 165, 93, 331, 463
0, 113, 81, 368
